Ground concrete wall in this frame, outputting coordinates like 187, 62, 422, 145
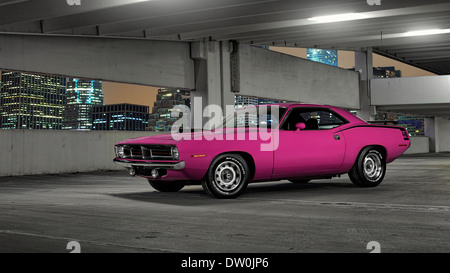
425, 116, 450, 153
0, 130, 165, 177
425, 117, 437, 153
0, 34, 195, 89
238, 46, 360, 109
404, 137, 430, 154
436, 117, 450, 153
371, 75, 450, 106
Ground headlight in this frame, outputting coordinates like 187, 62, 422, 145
172, 146, 179, 161
116, 146, 125, 158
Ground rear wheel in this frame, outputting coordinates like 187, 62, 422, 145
288, 179, 311, 184
202, 154, 250, 199
349, 147, 386, 187
148, 180, 185, 192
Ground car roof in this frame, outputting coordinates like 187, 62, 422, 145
241, 103, 367, 125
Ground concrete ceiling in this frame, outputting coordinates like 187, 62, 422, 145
1, 0, 450, 75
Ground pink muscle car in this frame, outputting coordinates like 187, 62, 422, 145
114, 104, 411, 198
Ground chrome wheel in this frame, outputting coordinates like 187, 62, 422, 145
363, 152, 383, 182
214, 161, 242, 192
349, 147, 386, 188
203, 154, 250, 199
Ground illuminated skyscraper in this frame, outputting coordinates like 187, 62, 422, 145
148, 88, 191, 132
63, 78, 103, 130
92, 104, 149, 131
235, 95, 286, 109
373, 66, 402, 78
0, 71, 66, 130
307, 49, 338, 66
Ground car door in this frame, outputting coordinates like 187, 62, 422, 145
273, 107, 347, 177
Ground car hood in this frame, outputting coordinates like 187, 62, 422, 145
116, 134, 182, 146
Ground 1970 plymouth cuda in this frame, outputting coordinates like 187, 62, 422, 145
114, 104, 410, 199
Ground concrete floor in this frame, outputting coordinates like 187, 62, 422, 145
0, 154, 449, 253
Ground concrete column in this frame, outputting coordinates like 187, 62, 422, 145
426, 116, 450, 153
436, 117, 450, 152
190, 40, 235, 129
355, 48, 376, 121
425, 117, 437, 153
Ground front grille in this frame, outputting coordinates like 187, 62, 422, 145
118, 145, 174, 160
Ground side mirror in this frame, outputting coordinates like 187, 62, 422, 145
296, 122, 306, 132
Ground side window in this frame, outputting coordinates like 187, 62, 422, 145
281, 108, 347, 131
280, 108, 308, 131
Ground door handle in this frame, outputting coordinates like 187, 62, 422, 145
334, 135, 341, 140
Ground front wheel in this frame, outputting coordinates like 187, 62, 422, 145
349, 147, 386, 187
148, 180, 185, 192
202, 154, 250, 199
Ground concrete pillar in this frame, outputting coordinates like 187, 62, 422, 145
355, 48, 376, 121
436, 117, 450, 152
191, 40, 235, 129
426, 116, 450, 153
425, 117, 437, 153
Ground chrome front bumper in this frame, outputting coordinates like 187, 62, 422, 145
113, 159, 185, 170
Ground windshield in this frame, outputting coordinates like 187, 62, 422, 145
220, 106, 287, 129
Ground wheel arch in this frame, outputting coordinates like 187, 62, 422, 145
356, 145, 387, 164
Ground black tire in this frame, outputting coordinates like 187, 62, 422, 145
349, 147, 386, 187
288, 179, 311, 184
148, 180, 185, 192
202, 154, 250, 199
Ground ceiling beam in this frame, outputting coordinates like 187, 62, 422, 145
150, 2, 450, 40
286, 32, 450, 49
0, 0, 151, 26
411, 57, 450, 63
373, 48, 445, 75
382, 46, 450, 54
42, 0, 275, 33
99, 0, 367, 35
214, 12, 450, 42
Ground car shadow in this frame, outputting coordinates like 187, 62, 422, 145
110, 180, 359, 206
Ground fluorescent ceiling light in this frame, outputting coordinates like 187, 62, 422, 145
403, 29, 450, 37
308, 13, 369, 23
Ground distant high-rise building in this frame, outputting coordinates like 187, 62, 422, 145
235, 96, 259, 108
92, 104, 149, 131
148, 88, 191, 132
235, 95, 288, 109
307, 49, 338, 66
0, 71, 66, 130
375, 111, 424, 137
63, 78, 103, 130
254, 45, 270, 50
398, 115, 424, 136
347, 66, 402, 78
373, 66, 402, 78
